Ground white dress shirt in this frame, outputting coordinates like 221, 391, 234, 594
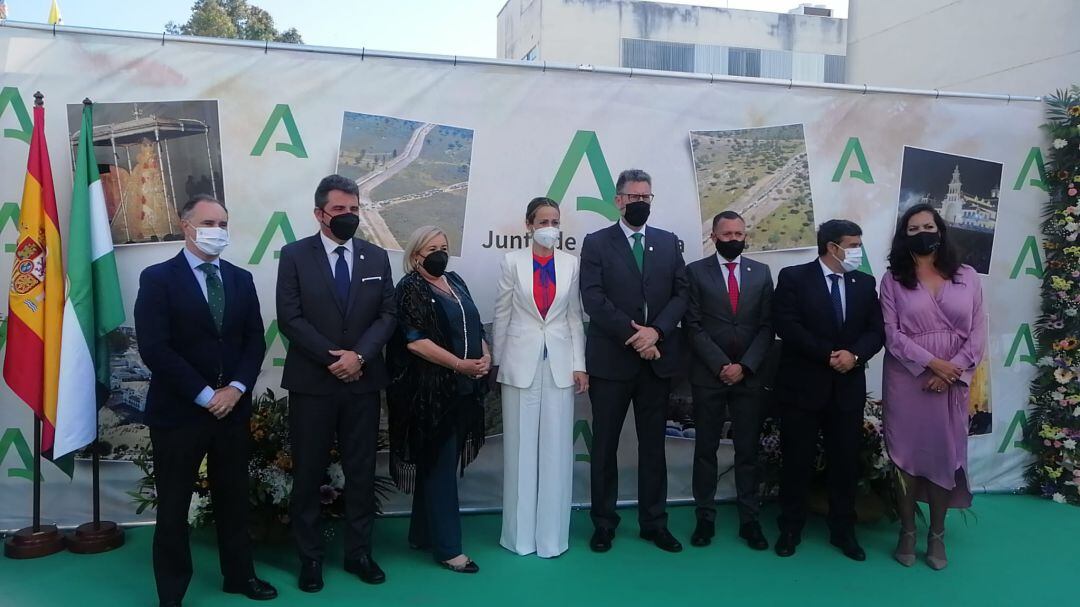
320, 231, 353, 280
716, 253, 742, 290
819, 258, 847, 321
183, 248, 246, 407
619, 219, 646, 249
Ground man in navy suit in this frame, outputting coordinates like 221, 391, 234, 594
772, 219, 885, 561
135, 195, 276, 607
580, 169, 688, 553
276, 174, 396, 592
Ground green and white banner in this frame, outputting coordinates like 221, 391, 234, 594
0, 23, 1045, 528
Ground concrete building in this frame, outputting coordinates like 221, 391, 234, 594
846, 0, 1079, 96
497, 0, 848, 83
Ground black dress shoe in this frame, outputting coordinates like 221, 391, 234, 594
345, 555, 387, 584
690, 519, 715, 547
590, 528, 615, 552
640, 528, 683, 553
830, 534, 867, 561
774, 531, 800, 557
739, 521, 769, 551
298, 560, 323, 593
223, 577, 278, 601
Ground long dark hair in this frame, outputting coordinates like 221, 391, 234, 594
887, 203, 961, 289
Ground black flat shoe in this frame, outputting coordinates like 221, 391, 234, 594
774, 531, 800, 557
640, 528, 683, 553
344, 555, 386, 585
223, 577, 278, 600
690, 519, 715, 547
440, 558, 479, 574
830, 534, 867, 562
739, 521, 769, 551
298, 560, 323, 593
590, 528, 615, 553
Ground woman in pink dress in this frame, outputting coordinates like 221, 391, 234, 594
880, 203, 985, 571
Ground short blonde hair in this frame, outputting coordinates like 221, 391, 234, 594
402, 225, 449, 274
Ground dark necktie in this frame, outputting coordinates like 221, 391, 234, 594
334, 245, 351, 306
631, 233, 644, 272
828, 273, 844, 326
199, 262, 224, 332
725, 262, 739, 314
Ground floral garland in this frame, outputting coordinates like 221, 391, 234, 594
1026, 87, 1080, 505
130, 389, 395, 536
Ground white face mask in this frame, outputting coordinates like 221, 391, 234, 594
532, 226, 561, 249
193, 226, 229, 257
833, 244, 863, 273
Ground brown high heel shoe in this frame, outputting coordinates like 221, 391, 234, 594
926, 529, 947, 570
893, 528, 916, 567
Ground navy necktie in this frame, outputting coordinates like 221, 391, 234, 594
828, 273, 844, 326
334, 245, 351, 306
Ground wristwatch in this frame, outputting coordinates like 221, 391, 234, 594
356, 353, 365, 367
853, 353, 861, 366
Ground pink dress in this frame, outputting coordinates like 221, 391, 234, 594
879, 265, 985, 508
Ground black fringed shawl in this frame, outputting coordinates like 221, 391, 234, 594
387, 271, 487, 494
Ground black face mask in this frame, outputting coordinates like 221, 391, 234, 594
715, 238, 746, 261
323, 211, 360, 241
907, 231, 941, 256
421, 250, 449, 277
623, 200, 651, 228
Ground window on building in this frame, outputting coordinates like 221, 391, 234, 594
824, 54, 846, 84
727, 47, 761, 78
760, 50, 793, 79
621, 38, 695, 73
522, 45, 538, 61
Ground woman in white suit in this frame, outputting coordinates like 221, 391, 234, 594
493, 197, 588, 558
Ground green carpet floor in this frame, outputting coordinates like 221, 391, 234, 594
2, 495, 1075, 606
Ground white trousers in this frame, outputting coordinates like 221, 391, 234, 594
500, 354, 575, 558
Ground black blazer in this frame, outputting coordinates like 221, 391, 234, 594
772, 259, 884, 411
580, 223, 688, 381
134, 251, 265, 428
276, 234, 396, 395
685, 255, 774, 388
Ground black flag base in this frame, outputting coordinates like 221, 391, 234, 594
65, 521, 124, 554
4, 524, 65, 559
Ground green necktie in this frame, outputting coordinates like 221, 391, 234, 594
199, 262, 224, 332
631, 232, 644, 272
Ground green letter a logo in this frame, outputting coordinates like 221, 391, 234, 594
0, 428, 36, 481
573, 419, 593, 463
997, 410, 1031, 454
251, 104, 308, 158
831, 137, 874, 184
1004, 323, 1036, 367
1009, 236, 1044, 279
263, 320, 291, 367
0, 87, 33, 144
546, 131, 619, 221
1012, 147, 1048, 191
249, 211, 297, 264
0, 202, 21, 253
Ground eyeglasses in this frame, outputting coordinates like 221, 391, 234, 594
618, 193, 654, 203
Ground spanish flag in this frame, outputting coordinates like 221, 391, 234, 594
3, 93, 65, 456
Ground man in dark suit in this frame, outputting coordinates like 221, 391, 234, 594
772, 219, 885, 561
135, 195, 277, 607
580, 169, 688, 553
684, 211, 773, 551
276, 174, 396, 592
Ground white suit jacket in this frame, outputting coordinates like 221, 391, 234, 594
493, 248, 587, 389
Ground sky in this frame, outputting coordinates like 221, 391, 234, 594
4, 0, 848, 58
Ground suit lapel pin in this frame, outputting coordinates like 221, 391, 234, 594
360, 254, 365, 260
648, 246, 654, 251
746, 266, 751, 272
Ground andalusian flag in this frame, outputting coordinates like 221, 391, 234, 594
54, 101, 125, 458
3, 94, 65, 455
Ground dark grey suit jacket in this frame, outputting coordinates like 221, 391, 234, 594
685, 254, 774, 388
276, 234, 396, 396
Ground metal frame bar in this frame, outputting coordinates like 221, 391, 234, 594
0, 20, 1041, 102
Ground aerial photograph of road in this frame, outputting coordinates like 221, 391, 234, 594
337, 112, 473, 254
690, 124, 816, 254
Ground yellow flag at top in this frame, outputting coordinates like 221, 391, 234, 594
47, 0, 62, 25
